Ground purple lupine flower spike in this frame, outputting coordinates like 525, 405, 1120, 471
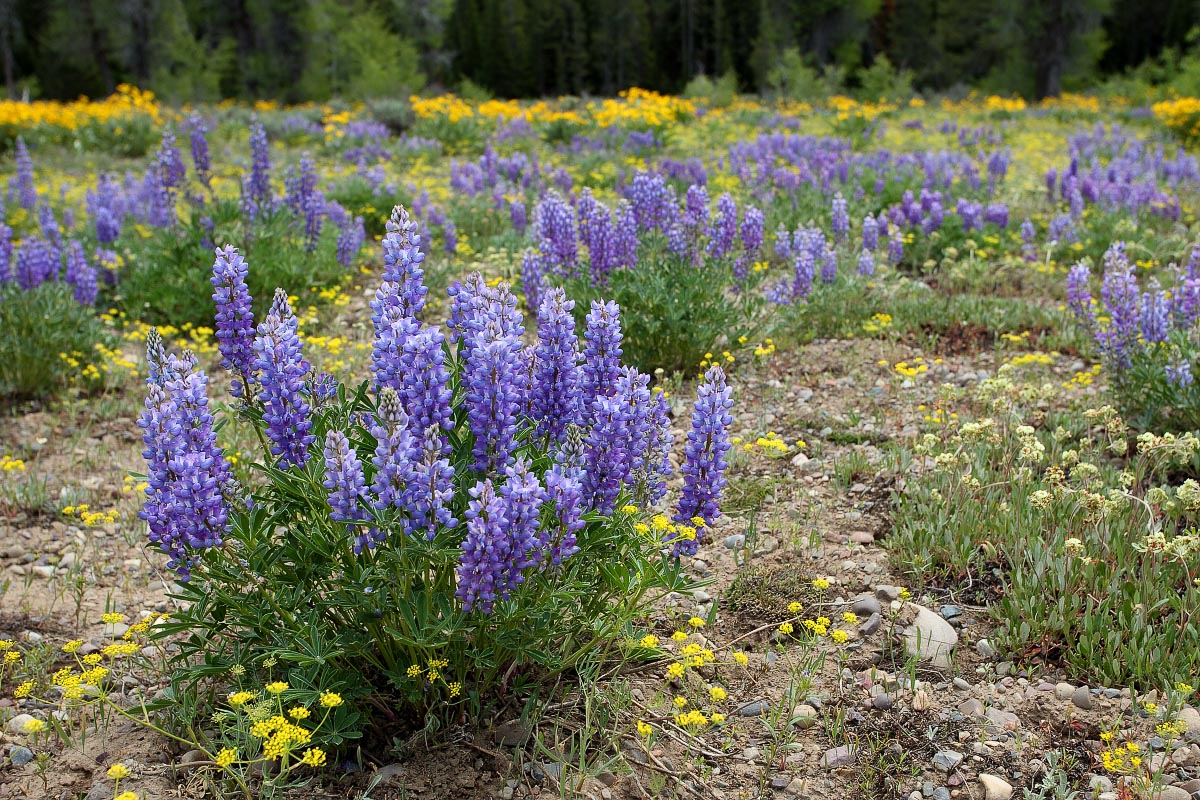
254, 289, 315, 469
862, 214, 878, 252
211, 245, 257, 396
404, 424, 457, 540
63, 240, 98, 306
531, 287, 582, 443
456, 479, 510, 613
581, 300, 623, 413
12, 138, 36, 210
188, 115, 211, 187
323, 430, 379, 554
464, 331, 523, 474
673, 365, 734, 556
370, 388, 416, 510
499, 457, 547, 575
831, 194, 849, 243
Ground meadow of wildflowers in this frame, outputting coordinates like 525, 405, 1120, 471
4, 87, 1200, 800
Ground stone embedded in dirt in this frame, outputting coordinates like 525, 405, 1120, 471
5, 713, 34, 734
875, 585, 902, 601
736, 700, 768, 717
939, 605, 962, 620
791, 704, 818, 729
859, 612, 882, 636
978, 773, 1013, 800
1072, 685, 1093, 710
1151, 786, 1191, 800
952, 677, 972, 691
852, 594, 882, 617
821, 745, 857, 769
1178, 706, 1200, 737
932, 750, 964, 772
1054, 682, 1074, 701
976, 639, 997, 660
493, 721, 532, 747
849, 530, 875, 544
871, 694, 893, 710
723, 534, 745, 550
958, 699, 984, 718
8, 745, 34, 766
768, 776, 789, 790
901, 604, 958, 670
984, 708, 1021, 735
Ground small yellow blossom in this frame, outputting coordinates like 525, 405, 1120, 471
637, 720, 653, 737
319, 691, 344, 707
708, 686, 727, 702
107, 764, 131, 780
215, 748, 237, 768
265, 681, 289, 695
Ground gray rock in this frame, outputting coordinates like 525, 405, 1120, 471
1054, 682, 1074, 701
976, 639, 997, 660
1072, 685, 1093, 710
1178, 706, 1200, 737
821, 745, 857, 769
984, 708, 1021, 735
8, 745, 34, 766
940, 605, 962, 620
768, 776, 790, 790
737, 700, 768, 717
5, 713, 34, 734
978, 774, 1013, 800
792, 705, 818, 729
859, 612, 882, 636
952, 677, 972, 691
958, 699, 984, 718
932, 750, 964, 773
903, 605, 958, 669
723, 534, 745, 550
1087, 775, 1114, 793
494, 721, 532, 747
852, 594, 882, 617
1151, 787, 1191, 800
932, 788, 951, 800
875, 585, 902, 601
872, 694, 894, 710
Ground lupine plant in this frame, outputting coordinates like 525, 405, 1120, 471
1066, 241, 1200, 430
146, 206, 732, 744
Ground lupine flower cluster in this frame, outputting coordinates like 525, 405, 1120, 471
148, 205, 734, 613
1066, 242, 1200, 384
0, 223, 100, 306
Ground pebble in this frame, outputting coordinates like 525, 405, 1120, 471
939, 605, 962, 620
932, 788, 951, 800
978, 774, 1013, 800
723, 534, 745, 550
875, 585, 902, 601
768, 776, 790, 790
736, 700, 768, 717
1072, 685, 1093, 710
932, 750, 964, 773
976, 639, 997, 660
8, 745, 34, 766
1178, 706, 1200, 737
792, 705, 818, 729
1054, 682, 1074, 701
852, 595, 882, 616
5, 713, 34, 734
1151, 787, 1191, 800
871, 694, 893, 710
952, 677, 972, 691
958, 699, 984, 718
859, 612, 882, 636
821, 745, 857, 768
903, 605, 958, 669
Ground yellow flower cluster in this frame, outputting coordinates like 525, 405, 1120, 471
1098, 732, 1142, 774
0, 454, 26, 472
633, 513, 705, 543
0, 84, 159, 135
1153, 97, 1200, 141
62, 503, 120, 527
862, 313, 893, 334
893, 358, 929, 378
729, 431, 795, 456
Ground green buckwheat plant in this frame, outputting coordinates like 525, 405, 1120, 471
143, 206, 734, 758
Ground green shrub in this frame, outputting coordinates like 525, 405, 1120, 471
565, 249, 770, 376
0, 283, 112, 401
682, 70, 738, 108
117, 201, 350, 327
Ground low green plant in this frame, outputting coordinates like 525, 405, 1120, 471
891, 364, 1200, 690
565, 249, 770, 376
116, 200, 350, 327
0, 283, 113, 400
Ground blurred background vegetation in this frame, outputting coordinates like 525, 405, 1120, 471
3, 0, 1200, 103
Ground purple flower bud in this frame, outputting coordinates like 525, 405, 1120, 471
581, 300, 623, 413
862, 214, 878, 252
831, 194, 849, 243
404, 424, 457, 540
63, 240, 98, 306
464, 331, 523, 473
531, 287, 583, 442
